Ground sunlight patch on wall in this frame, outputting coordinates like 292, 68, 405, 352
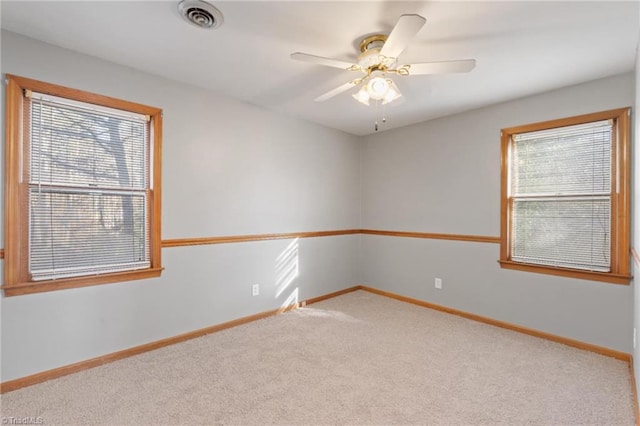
275, 238, 299, 299
279, 287, 299, 313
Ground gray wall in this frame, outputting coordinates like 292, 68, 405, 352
361, 73, 635, 353
1, 29, 637, 385
0, 31, 362, 382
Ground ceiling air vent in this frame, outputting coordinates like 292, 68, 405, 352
178, 0, 224, 29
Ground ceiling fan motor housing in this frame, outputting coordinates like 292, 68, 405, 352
357, 34, 395, 70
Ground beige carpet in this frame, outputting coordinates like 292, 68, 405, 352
1, 290, 635, 425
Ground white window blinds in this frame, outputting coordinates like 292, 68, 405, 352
510, 120, 612, 272
27, 92, 151, 281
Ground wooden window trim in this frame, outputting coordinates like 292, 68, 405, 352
499, 108, 631, 284
3, 74, 163, 297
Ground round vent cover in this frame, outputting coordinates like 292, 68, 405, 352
178, 0, 223, 29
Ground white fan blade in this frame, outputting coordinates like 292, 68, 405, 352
291, 52, 357, 70
380, 14, 426, 59
314, 81, 359, 102
403, 59, 476, 75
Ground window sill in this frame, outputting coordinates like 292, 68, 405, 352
498, 260, 631, 285
2, 267, 164, 297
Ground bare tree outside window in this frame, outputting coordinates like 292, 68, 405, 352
29, 98, 150, 280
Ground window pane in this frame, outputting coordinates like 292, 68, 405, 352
512, 120, 611, 195
512, 198, 610, 272
27, 94, 151, 282
29, 189, 150, 280
30, 98, 148, 189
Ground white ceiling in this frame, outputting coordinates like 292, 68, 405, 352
2, 1, 639, 136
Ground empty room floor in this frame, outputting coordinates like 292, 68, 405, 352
1, 290, 634, 425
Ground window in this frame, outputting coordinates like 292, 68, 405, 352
3, 75, 163, 296
499, 108, 630, 284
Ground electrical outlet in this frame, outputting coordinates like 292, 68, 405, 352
435, 278, 442, 289
252, 284, 259, 296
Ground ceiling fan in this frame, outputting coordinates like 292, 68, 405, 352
291, 14, 476, 106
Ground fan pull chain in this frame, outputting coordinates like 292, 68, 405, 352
374, 100, 388, 132
374, 98, 379, 131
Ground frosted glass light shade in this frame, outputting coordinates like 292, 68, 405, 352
367, 77, 390, 100
352, 76, 402, 106
352, 86, 370, 105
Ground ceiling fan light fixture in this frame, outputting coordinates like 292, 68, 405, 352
352, 86, 371, 106
367, 77, 390, 100
381, 80, 402, 105
353, 77, 402, 106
